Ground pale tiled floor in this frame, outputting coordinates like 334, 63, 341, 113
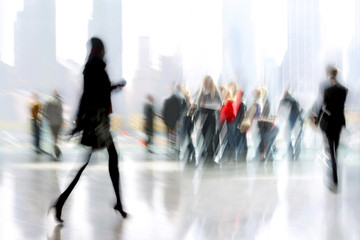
0, 129, 359, 240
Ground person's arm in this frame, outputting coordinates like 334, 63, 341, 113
59, 100, 63, 123
43, 102, 49, 121
155, 113, 164, 120
111, 79, 127, 91
211, 89, 222, 108
311, 81, 329, 122
37, 103, 43, 127
196, 92, 204, 107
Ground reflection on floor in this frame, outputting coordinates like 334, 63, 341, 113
0, 131, 360, 240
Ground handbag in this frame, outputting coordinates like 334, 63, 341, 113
239, 119, 251, 133
238, 101, 257, 133
80, 108, 111, 149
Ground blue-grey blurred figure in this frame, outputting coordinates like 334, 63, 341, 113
311, 64, 348, 190
30, 92, 42, 153
278, 90, 302, 160
44, 89, 63, 159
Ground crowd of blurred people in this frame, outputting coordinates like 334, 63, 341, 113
141, 63, 347, 192
144, 75, 304, 165
26, 37, 346, 221
26, 38, 345, 194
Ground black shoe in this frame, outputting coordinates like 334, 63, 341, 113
114, 204, 127, 219
49, 204, 64, 223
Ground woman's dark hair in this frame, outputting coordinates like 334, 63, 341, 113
90, 37, 104, 50
89, 37, 105, 57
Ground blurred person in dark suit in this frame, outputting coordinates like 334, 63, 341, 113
50, 37, 127, 223
162, 86, 187, 153
144, 95, 155, 153
44, 89, 63, 159
311, 64, 348, 189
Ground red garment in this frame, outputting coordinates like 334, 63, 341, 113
220, 100, 236, 124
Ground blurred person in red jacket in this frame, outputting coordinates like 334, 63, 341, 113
220, 89, 236, 124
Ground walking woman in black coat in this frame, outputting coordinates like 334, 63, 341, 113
50, 37, 127, 223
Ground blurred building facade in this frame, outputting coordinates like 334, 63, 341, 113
281, 0, 322, 108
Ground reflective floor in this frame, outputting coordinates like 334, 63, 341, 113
0, 130, 360, 240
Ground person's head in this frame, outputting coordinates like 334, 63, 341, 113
326, 64, 338, 80
283, 90, 290, 98
147, 95, 154, 103
202, 75, 214, 91
173, 84, 182, 95
90, 37, 105, 58
200, 75, 217, 100
228, 82, 237, 98
53, 88, 60, 98
260, 87, 268, 101
32, 91, 40, 101
180, 86, 190, 100
252, 88, 261, 100
224, 89, 232, 102
218, 85, 227, 99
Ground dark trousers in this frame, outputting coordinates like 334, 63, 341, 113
257, 122, 278, 160
323, 128, 342, 184
235, 132, 248, 161
32, 119, 41, 152
167, 126, 177, 150
200, 109, 216, 155
145, 128, 153, 147
54, 138, 124, 213
50, 124, 61, 143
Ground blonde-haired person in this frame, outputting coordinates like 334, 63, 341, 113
195, 75, 222, 159
223, 81, 249, 161
218, 85, 227, 102
257, 87, 278, 161
239, 88, 262, 139
260, 87, 270, 118
243, 88, 262, 122
196, 76, 221, 107
226, 82, 249, 161
228, 82, 237, 99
